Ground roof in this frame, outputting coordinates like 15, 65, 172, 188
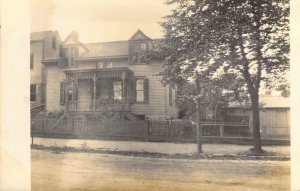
82, 41, 129, 58
228, 95, 290, 108
259, 95, 290, 108
30, 31, 53, 41
129, 29, 151, 40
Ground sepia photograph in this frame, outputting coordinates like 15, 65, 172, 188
1, 0, 300, 190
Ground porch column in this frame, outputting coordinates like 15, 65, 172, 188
73, 79, 78, 110
121, 73, 126, 120
92, 76, 97, 110
121, 72, 126, 103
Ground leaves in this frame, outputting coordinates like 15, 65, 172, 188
159, 0, 289, 98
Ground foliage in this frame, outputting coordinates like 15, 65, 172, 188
47, 110, 65, 119
158, 0, 290, 154
176, 79, 230, 121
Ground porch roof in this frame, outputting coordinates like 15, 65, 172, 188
63, 67, 133, 80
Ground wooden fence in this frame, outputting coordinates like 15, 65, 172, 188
31, 119, 253, 142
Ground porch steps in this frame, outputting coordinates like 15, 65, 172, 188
30, 104, 45, 118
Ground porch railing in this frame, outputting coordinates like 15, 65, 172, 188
67, 99, 130, 112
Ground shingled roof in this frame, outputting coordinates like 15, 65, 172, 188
82, 41, 129, 58
30, 31, 53, 41
228, 95, 290, 108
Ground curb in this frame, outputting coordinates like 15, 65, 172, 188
31, 144, 290, 161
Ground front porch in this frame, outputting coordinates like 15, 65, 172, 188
67, 99, 130, 112
63, 67, 134, 113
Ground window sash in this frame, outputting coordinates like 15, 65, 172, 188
135, 78, 148, 103
113, 81, 122, 100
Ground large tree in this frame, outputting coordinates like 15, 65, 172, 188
159, 0, 289, 155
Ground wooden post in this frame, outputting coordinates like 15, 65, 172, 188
220, 124, 224, 137
42, 120, 45, 137
167, 120, 171, 141
92, 76, 97, 110
146, 120, 150, 141
121, 78, 126, 120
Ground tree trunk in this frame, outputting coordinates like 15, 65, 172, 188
196, 100, 202, 154
250, 92, 263, 155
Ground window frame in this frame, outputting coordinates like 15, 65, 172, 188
135, 77, 149, 103
113, 81, 122, 100
140, 43, 147, 51
30, 84, 37, 102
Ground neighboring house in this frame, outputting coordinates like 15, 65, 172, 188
224, 95, 290, 139
30, 31, 61, 108
36, 30, 178, 120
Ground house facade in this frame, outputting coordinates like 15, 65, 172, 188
32, 30, 178, 120
30, 31, 61, 108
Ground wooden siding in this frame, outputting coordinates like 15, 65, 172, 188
30, 42, 44, 84
127, 63, 168, 117
43, 33, 61, 60
45, 65, 65, 111
225, 108, 290, 139
259, 109, 290, 138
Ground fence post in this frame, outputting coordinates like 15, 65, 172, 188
42, 120, 45, 136
168, 120, 171, 141
72, 120, 75, 135
220, 124, 224, 137
146, 120, 150, 142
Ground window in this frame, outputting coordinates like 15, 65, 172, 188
52, 36, 57, 49
136, 78, 149, 102
169, 87, 173, 106
97, 62, 106, 68
63, 47, 78, 68
97, 62, 113, 69
113, 81, 122, 100
30, 84, 37, 102
69, 47, 77, 67
30, 54, 34, 69
141, 43, 147, 51
107, 62, 113, 68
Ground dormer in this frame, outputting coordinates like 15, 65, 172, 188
128, 30, 152, 64
59, 31, 89, 68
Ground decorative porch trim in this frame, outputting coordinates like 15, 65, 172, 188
63, 67, 133, 81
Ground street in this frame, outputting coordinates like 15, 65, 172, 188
31, 149, 290, 191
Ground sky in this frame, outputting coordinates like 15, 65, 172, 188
31, 0, 174, 43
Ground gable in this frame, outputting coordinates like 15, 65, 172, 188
61, 31, 89, 57
62, 37, 79, 46
129, 29, 150, 41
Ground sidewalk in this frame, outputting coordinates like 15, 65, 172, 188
32, 137, 290, 156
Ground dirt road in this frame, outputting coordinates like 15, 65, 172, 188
32, 150, 290, 191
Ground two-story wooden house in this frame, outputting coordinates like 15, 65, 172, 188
34, 30, 178, 120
